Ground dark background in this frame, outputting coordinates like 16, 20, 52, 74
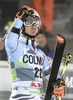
0, 0, 73, 61
0, 0, 73, 100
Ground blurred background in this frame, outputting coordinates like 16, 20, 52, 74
0, 0, 73, 100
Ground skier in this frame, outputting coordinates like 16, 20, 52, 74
5, 5, 65, 100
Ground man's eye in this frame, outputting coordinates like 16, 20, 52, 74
26, 20, 32, 23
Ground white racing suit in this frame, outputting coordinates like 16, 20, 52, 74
5, 18, 51, 100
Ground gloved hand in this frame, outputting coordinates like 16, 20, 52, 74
53, 79, 66, 98
16, 5, 33, 21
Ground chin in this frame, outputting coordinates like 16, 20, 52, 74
31, 34, 36, 36
31, 32, 37, 36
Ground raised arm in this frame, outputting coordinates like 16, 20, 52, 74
5, 18, 23, 52
5, 5, 33, 53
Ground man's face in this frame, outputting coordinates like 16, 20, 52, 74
35, 34, 47, 47
24, 16, 40, 36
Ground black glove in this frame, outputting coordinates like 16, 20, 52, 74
15, 5, 34, 21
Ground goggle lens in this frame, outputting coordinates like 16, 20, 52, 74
24, 18, 41, 27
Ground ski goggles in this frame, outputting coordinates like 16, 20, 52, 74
24, 17, 41, 27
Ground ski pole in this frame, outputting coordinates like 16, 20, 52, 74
58, 54, 72, 100
54, 54, 72, 100
60, 54, 72, 78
